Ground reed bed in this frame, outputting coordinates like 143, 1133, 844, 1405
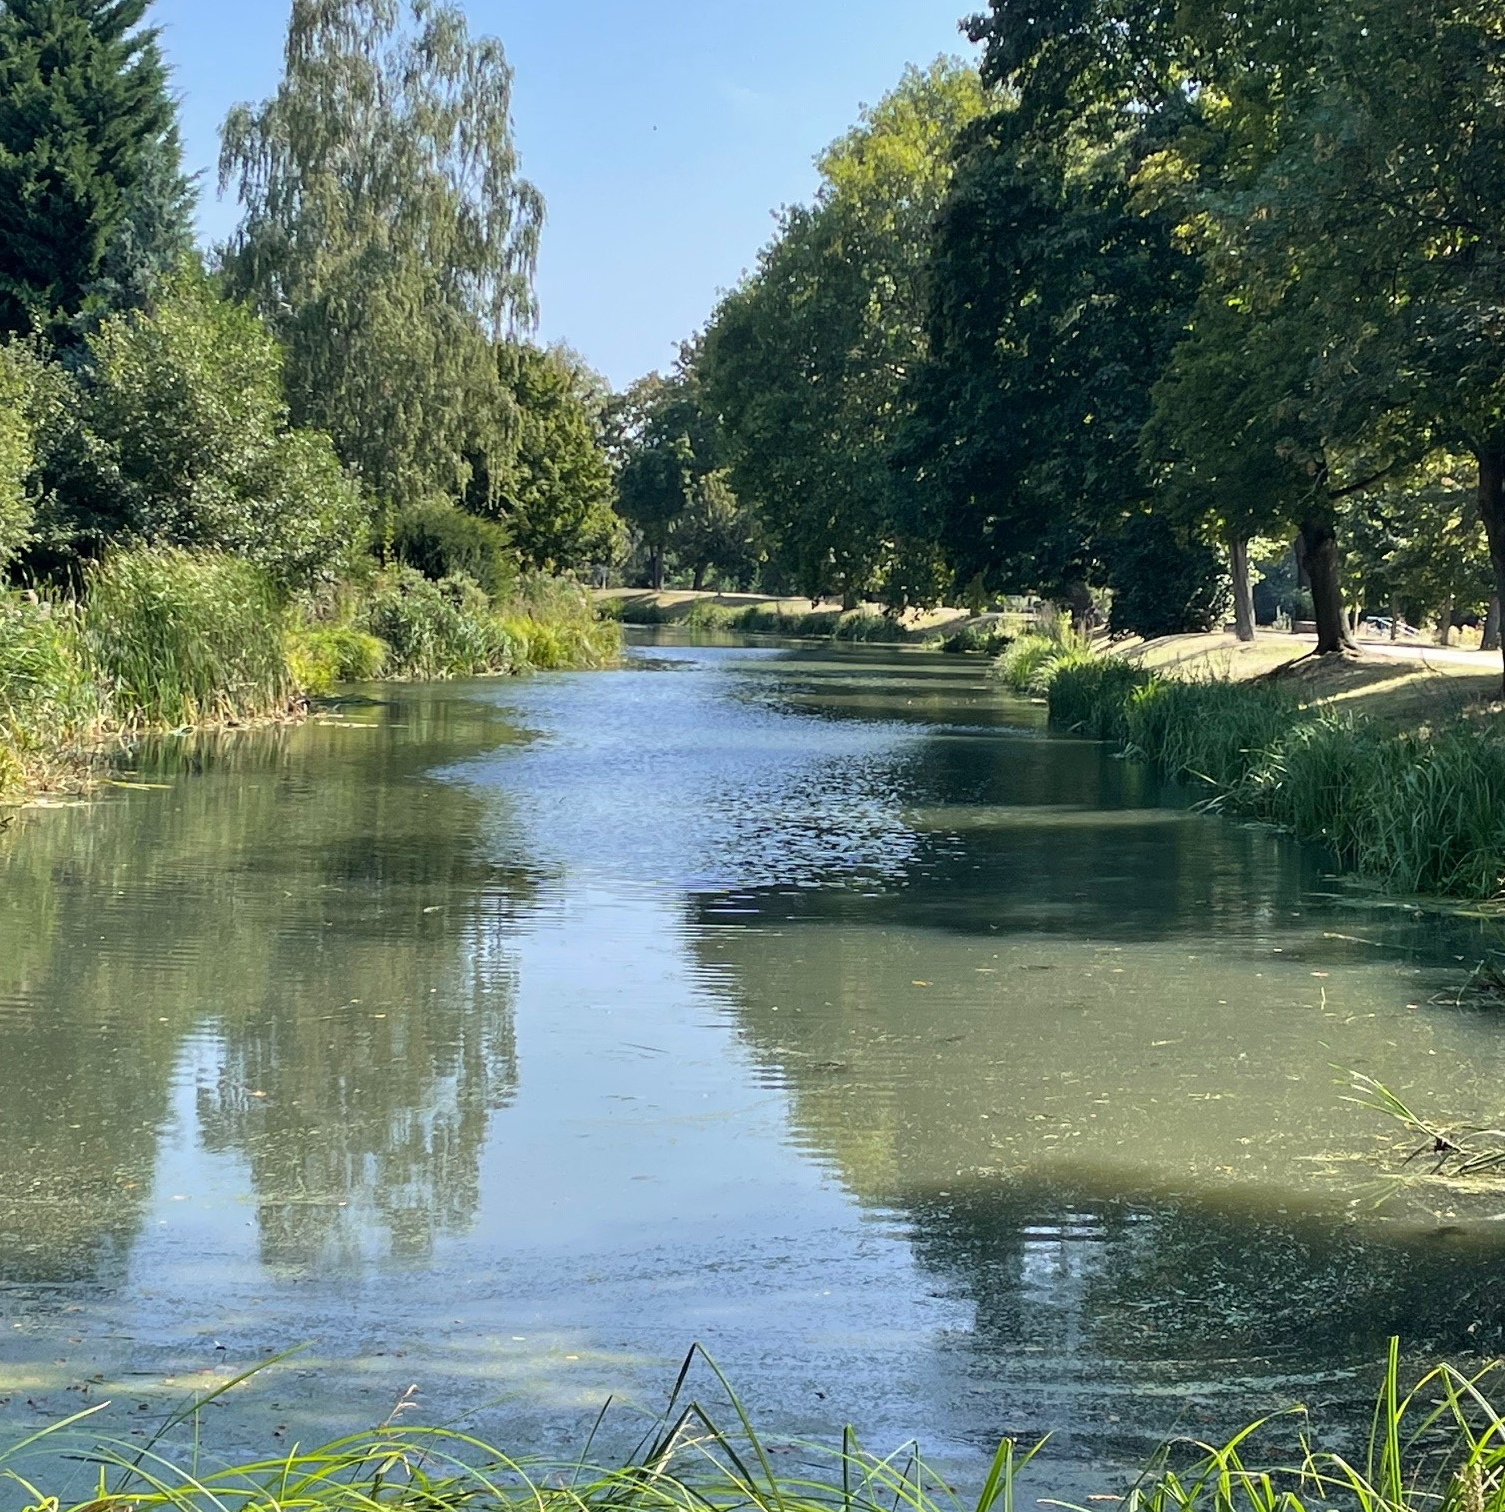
0, 550, 620, 800
5, 1346, 1505, 1512
85, 549, 295, 728
1041, 657, 1505, 898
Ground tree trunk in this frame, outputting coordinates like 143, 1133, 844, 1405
1439, 595, 1455, 647
1230, 536, 1255, 642
1296, 516, 1356, 654
1390, 598, 1401, 641
1066, 579, 1095, 634
1476, 448, 1505, 693
692, 564, 706, 593
650, 544, 665, 592
1484, 595, 1501, 653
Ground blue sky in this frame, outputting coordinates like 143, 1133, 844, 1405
149, 1, 980, 390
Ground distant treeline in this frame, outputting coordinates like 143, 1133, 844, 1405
612, 3, 1505, 680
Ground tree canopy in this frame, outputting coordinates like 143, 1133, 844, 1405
0, 0, 189, 341
220, 0, 545, 513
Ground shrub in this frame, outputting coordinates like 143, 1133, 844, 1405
939, 622, 1013, 655
286, 622, 389, 693
84, 548, 293, 727
505, 575, 621, 668
79, 274, 368, 590
1046, 656, 1153, 742
1105, 511, 1229, 638
390, 499, 518, 600
358, 566, 519, 680
994, 631, 1087, 694
831, 609, 905, 642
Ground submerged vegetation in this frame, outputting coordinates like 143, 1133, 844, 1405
9, 1347, 1505, 1512
1031, 650, 1505, 899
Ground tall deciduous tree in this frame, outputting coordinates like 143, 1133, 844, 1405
219, 0, 544, 514
0, 0, 189, 340
898, 107, 1201, 623
469, 344, 620, 576
701, 60, 985, 606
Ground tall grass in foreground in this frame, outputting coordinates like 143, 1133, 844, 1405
6, 1345, 1505, 1512
1042, 656, 1505, 898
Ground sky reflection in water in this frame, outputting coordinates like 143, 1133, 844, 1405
2, 635, 1504, 1496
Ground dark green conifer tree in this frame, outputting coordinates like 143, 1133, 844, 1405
0, 0, 190, 340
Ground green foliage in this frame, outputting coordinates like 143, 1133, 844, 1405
391, 498, 518, 600
0, 591, 95, 752
0, 345, 37, 572
993, 630, 1092, 695
479, 343, 621, 574
611, 360, 718, 590
356, 566, 520, 681
1123, 678, 1302, 792
898, 101, 1201, 607
220, 0, 543, 512
83, 548, 294, 728
0, 0, 190, 341
285, 622, 388, 694
1046, 655, 1152, 742
72, 273, 368, 588
1105, 513, 1229, 639
674, 470, 764, 591
938, 622, 1014, 655
702, 61, 985, 604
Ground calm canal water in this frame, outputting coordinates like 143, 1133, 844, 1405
3, 634, 1505, 1496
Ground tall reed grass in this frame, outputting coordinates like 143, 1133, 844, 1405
6, 1345, 1505, 1512
0, 550, 620, 800
85, 549, 295, 728
1043, 654, 1505, 898
993, 626, 1093, 695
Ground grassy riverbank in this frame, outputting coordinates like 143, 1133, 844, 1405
596, 589, 1017, 651
6, 1346, 1504, 1512
0, 549, 619, 802
1006, 633, 1505, 899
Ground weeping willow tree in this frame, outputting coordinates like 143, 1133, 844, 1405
218, 0, 544, 513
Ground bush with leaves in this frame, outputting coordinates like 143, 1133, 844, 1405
1104, 513, 1229, 640
390, 499, 517, 601
357, 567, 520, 681
60, 273, 367, 589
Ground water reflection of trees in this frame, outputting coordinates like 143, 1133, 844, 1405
0, 691, 537, 1283
686, 763, 1505, 1461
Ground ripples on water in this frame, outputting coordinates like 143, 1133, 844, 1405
2, 633, 1505, 1496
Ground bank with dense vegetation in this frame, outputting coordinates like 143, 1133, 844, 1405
0, 2, 625, 803
996, 631, 1505, 900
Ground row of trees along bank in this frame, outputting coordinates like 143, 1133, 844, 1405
605, 3, 1505, 689
0, 0, 622, 774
